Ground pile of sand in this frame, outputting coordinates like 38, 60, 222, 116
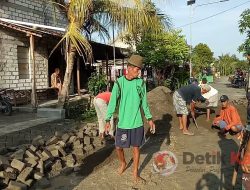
147, 86, 175, 120
146, 86, 178, 134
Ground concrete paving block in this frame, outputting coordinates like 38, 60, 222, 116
37, 108, 65, 119
0, 171, 4, 178
46, 136, 59, 146
10, 149, 25, 160
68, 136, 77, 144
41, 149, 53, 161
36, 150, 43, 159
11, 159, 25, 172
77, 131, 84, 138
64, 154, 75, 167
73, 139, 82, 147
62, 133, 70, 143
83, 136, 91, 145
29, 145, 37, 152
17, 167, 33, 183
7, 180, 27, 190
24, 158, 38, 168
91, 130, 98, 137
51, 160, 62, 172
34, 172, 43, 180
50, 149, 59, 157
25, 150, 38, 159
3, 170, 17, 180
5, 167, 15, 173
46, 144, 57, 151
37, 160, 44, 174
57, 140, 66, 148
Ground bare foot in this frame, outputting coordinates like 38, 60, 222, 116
183, 130, 194, 136
118, 162, 127, 175
179, 126, 183, 130
133, 176, 146, 185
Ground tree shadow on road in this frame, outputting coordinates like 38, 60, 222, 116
138, 113, 173, 174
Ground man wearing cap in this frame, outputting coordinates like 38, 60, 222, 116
105, 54, 155, 183
173, 83, 210, 136
212, 95, 243, 135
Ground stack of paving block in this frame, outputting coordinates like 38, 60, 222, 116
0, 122, 104, 189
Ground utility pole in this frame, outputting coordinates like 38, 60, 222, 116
187, 0, 229, 78
187, 0, 195, 78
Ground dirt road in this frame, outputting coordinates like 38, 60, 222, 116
42, 77, 247, 190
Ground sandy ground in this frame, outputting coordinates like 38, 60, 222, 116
40, 76, 247, 190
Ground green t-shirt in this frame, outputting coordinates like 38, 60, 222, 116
106, 76, 152, 129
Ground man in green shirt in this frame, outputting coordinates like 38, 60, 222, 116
105, 54, 155, 184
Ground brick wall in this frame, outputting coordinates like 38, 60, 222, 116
0, 0, 67, 90
0, 0, 67, 28
0, 29, 49, 90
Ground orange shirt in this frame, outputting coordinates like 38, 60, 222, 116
214, 105, 242, 130
96, 92, 111, 104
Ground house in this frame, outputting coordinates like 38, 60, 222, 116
0, 0, 127, 105
0, 0, 67, 91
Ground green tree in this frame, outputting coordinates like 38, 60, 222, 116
51, 0, 166, 106
238, 9, 250, 56
136, 30, 189, 85
137, 30, 189, 68
192, 43, 214, 75
214, 54, 246, 76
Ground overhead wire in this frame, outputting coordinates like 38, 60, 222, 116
177, 0, 250, 28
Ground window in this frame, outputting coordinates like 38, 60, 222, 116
17, 46, 30, 79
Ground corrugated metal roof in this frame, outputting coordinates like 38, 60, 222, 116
0, 19, 64, 37
0, 19, 127, 60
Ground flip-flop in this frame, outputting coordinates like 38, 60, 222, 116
183, 131, 194, 136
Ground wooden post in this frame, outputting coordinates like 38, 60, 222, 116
77, 56, 81, 96
30, 34, 37, 108
106, 51, 109, 91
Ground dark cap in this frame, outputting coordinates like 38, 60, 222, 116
220, 95, 229, 102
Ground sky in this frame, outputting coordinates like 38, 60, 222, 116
154, 0, 250, 59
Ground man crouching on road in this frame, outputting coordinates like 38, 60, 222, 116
212, 95, 244, 136
104, 55, 155, 184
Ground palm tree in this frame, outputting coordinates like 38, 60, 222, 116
51, 0, 167, 106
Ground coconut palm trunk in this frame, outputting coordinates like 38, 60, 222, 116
58, 45, 76, 106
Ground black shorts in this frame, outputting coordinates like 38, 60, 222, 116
115, 126, 145, 148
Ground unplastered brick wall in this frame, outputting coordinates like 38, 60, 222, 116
0, 0, 67, 28
0, 29, 49, 90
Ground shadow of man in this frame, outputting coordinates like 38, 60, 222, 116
196, 172, 220, 190
218, 134, 241, 190
138, 113, 173, 174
